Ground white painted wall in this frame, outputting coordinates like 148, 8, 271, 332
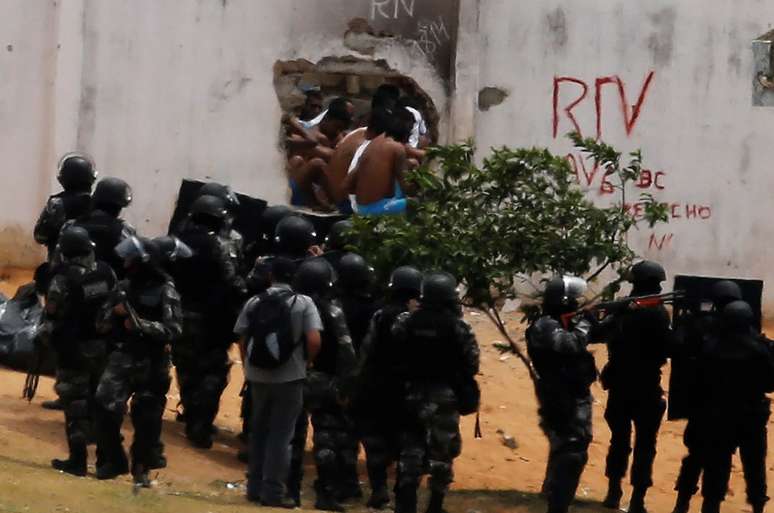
0, 0, 447, 267
5, 0, 772, 309
474, 0, 774, 303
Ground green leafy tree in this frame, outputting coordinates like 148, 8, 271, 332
350, 133, 668, 383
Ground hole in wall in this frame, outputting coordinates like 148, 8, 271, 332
274, 57, 440, 210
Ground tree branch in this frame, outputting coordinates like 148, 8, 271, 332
483, 307, 540, 385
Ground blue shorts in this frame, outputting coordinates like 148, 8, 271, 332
356, 197, 407, 216
289, 179, 310, 207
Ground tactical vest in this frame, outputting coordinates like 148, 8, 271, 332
61, 261, 116, 340
75, 210, 127, 273
37, 192, 92, 253
399, 308, 460, 381
313, 300, 340, 376
527, 317, 597, 396
176, 227, 230, 312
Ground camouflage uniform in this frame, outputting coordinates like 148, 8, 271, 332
391, 307, 480, 513
353, 302, 410, 505
173, 223, 245, 446
94, 277, 182, 476
304, 299, 358, 506
526, 315, 597, 513
45, 257, 116, 469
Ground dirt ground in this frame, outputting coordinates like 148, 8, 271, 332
0, 268, 769, 513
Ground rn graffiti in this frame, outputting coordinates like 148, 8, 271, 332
371, 0, 415, 19
553, 71, 655, 139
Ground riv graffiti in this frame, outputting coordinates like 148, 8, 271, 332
552, 71, 711, 252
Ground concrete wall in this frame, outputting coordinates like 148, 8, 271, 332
0, 0, 450, 267
4, 0, 774, 307
474, 0, 774, 301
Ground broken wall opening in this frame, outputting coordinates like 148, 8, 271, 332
274, 56, 440, 140
274, 56, 441, 211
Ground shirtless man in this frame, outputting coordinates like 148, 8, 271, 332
323, 86, 400, 213
346, 107, 416, 216
286, 97, 353, 208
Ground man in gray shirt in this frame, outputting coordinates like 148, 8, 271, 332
235, 258, 322, 508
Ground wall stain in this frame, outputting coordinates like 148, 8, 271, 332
647, 7, 676, 67
545, 7, 568, 52
478, 87, 509, 111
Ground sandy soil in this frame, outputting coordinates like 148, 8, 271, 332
0, 267, 769, 513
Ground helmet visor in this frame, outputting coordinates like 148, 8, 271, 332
115, 236, 149, 263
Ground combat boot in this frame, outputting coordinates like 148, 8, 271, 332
426, 491, 449, 513
366, 484, 391, 509
96, 449, 129, 480
628, 487, 649, 513
51, 442, 87, 477
752, 503, 765, 513
147, 444, 167, 470
671, 490, 692, 513
186, 422, 213, 449
42, 398, 65, 410
337, 482, 363, 502
314, 481, 346, 512
701, 499, 721, 513
132, 463, 151, 488
394, 486, 418, 513
602, 479, 623, 509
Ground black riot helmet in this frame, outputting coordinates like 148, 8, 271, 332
722, 300, 755, 331
629, 260, 666, 295
260, 205, 293, 241
58, 226, 95, 258
388, 266, 423, 298
543, 275, 587, 314
189, 194, 228, 231
337, 253, 374, 293
420, 272, 459, 307
153, 235, 193, 263
711, 280, 743, 309
293, 258, 335, 296
275, 215, 316, 258
58, 153, 97, 192
93, 177, 132, 210
198, 182, 240, 214
325, 219, 353, 251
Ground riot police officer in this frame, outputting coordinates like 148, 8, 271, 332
243, 204, 294, 274
336, 253, 379, 354
294, 258, 358, 512
68, 177, 135, 276
94, 236, 183, 486
44, 227, 117, 476
321, 219, 353, 271
354, 265, 423, 509
34, 153, 97, 260
526, 276, 596, 513
672, 280, 744, 513
392, 272, 480, 513
694, 300, 774, 513
173, 194, 245, 448
592, 261, 671, 513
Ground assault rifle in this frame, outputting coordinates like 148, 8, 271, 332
116, 290, 145, 335
561, 290, 685, 329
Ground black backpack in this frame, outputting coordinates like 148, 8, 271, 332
248, 289, 299, 369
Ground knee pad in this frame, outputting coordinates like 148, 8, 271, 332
315, 448, 337, 467
67, 399, 91, 419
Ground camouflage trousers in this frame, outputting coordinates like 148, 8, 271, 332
54, 339, 107, 448
538, 393, 593, 513
172, 313, 232, 438
397, 383, 462, 495
95, 349, 171, 468
288, 371, 359, 500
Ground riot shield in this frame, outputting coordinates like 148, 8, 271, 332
667, 274, 764, 420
